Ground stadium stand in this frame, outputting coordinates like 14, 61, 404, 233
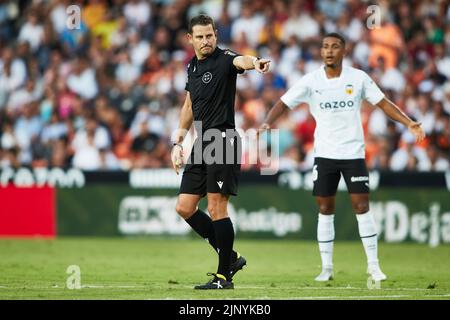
0, 0, 449, 172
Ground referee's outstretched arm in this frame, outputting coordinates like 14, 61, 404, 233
233, 55, 271, 73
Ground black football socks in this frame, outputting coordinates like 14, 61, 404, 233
185, 210, 238, 265
212, 217, 235, 279
186, 209, 218, 249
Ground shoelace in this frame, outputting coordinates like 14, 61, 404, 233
206, 272, 226, 282
202, 272, 223, 288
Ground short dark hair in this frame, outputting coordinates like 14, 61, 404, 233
323, 32, 346, 47
188, 14, 216, 34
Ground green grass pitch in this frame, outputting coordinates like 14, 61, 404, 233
0, 237, 449, 300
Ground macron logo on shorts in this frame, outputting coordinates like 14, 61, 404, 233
351, 176, 369, 183
217, 181, 224, 189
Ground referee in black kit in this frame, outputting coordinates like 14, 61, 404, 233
171, 14, 270, 290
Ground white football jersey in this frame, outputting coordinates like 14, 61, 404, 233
281, 66, 384, 160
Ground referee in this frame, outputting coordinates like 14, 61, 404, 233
171, 14, 270, 290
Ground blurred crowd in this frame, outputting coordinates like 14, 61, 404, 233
0, 0, 449, 172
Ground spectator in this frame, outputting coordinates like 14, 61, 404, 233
66, 57, 99, 100
71, 117, 110, 170
390, 132, 429, 171
418, 144, 450, 171
0, 47, 27, 107
18, 11, 44, 52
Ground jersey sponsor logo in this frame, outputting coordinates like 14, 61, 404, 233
351, 176, 369, 182
345, 84, 353, 95
319, 100, 355, 110
202, 72, 212, 83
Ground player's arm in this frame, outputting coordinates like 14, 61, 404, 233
376, 97, 425, 142
259, 78, 309, 134
233, 55, 270, 73
171, 92, 193, 174
258, 100, 290, 133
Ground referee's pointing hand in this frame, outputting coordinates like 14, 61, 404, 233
255, 59, 271, 74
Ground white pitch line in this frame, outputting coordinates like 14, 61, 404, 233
261, 295, 411, 299
0, 284, 448, 295
256, 294, 450, 300
232, 286, 437, 291
0, 285, 148, 289
81, 285, 147, 289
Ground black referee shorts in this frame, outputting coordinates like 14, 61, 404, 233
179, 130, 241, 197
312, 157, 370, 197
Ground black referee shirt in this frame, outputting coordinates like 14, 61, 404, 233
185, 47, 244, 132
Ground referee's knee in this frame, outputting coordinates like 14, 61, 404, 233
176, 203, 196, 219
207, 204, 219, 218
207, 202, 228, 220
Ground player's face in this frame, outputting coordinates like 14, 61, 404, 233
188, 24, 217, 59
321, 37, 345, 68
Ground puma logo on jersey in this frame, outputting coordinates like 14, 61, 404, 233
217, 181, 223, 189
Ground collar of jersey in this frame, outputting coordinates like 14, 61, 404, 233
197, 47, 220, 63
321, 65, 346, 84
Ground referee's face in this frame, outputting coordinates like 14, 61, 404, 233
188, 24, 218, 60
321, 37, 345, 68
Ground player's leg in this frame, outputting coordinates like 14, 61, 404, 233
349, 193, 386, 281
315, 196, 336, 281
194, 192, 235, 289
209, 192, 234, 278
312, 158, 340, 281
177, 153, 222, 251
175, 192, 218, 247
194, 132, 243, 289
342, 159, 387, 281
